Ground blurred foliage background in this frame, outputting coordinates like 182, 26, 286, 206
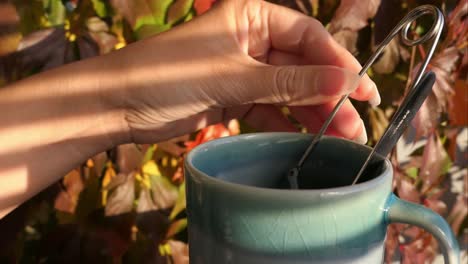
0, 0, 466, 263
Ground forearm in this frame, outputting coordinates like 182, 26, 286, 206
0, 53, 129, 218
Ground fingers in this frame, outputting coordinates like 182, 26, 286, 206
250, 65, 360, 106
257, 1, 380, 106
268, 50, 302, 65
289, 100, 367, 143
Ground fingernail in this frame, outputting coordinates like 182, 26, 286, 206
354, 120, 368, 144
369, 84, 381, 108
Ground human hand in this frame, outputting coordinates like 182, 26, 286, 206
110, 0, 380, 144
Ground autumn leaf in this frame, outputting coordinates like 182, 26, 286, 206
169, 182, 186, 220
430, 47, 459, 111
54, 169, 84, 214
185, 120, 240, 152
447, 194, 468, 235
105, 172, 135, 216
86, 17, 118, 54
449, 79, 468, 126
117, 143, 143, 174
368, 106, 389, 142
110, 0, 174, 38
446, 0, 468, 47
328, 0, 381, 52
397, 176, 420, 204
0, 2, 21, 56
194, 0, 216, 15
91, 0, 108, 17
399, 233, 438, 264
372, 38, 400, 74
419, 132, 451, 193
167, 0, 194, 25
101, 162, 117, 206
412, 47, 460, 137
137, 188, 158, 212
424, 198, 447, 216
142, 160, 178, 209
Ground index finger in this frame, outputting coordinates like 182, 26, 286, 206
259, 1, 379, 104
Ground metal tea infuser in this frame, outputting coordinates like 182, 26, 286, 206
288, 5, 444, 189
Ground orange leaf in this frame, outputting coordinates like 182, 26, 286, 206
449, 79, 467, 126
54, 169, 84, 213
194, 0, 216, 15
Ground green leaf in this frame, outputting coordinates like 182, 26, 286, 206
165, 218, 187, 239
45, 0, 65, 26
148, 0, 174, 25
405, 167, 419, 180
91, 0, 107, 17
169, 182, 186, 220
184, 10, 194, 22
142, 144, 156, 164
135, 23, 171, 39
167, 0, 194, 25
440, 155, 452, 176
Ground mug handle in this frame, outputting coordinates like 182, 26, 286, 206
386, 194, 460, 264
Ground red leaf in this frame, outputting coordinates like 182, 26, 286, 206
412, 47, 460, 137
423, 198, 447, 216
185, 120, 239, 152
447, 193, 468, 235
194, 0, 216, 15
449, 79, 468, 126
397, 177, 420, 204
329, 0, 381, 32
419, 132, 450, 193
447, 1, 468, 47
328, 0, 381, 52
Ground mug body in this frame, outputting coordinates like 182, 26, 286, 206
185, 133, 393, 264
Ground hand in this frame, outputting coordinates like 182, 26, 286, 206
111, 0, 379, 144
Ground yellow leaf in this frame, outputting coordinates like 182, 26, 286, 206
159, 242, 172, 256
170, 157, 178, 167
142, 160, 162, 177
102, 164, 116, 188
169, 182, 186, 220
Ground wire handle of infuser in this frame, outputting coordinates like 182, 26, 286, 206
288, 5, 444, 188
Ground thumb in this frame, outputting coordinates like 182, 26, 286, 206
250, 65, 361, 105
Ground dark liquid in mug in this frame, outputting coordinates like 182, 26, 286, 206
215, 157, 385, 190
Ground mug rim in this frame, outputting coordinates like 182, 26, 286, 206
185, 132, 393, 196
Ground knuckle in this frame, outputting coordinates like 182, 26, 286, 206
273, 66, 299, 103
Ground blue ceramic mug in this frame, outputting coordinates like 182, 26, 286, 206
184, 133, 460, 263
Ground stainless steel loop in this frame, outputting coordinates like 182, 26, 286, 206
363, 5, 444, 87
288, 5, 444, 188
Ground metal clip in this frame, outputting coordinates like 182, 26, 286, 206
288, 5, 444, 188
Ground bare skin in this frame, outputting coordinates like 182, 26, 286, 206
0, 0, 379, 218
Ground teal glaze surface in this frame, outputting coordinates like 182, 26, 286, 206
185, 133, 460, 263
